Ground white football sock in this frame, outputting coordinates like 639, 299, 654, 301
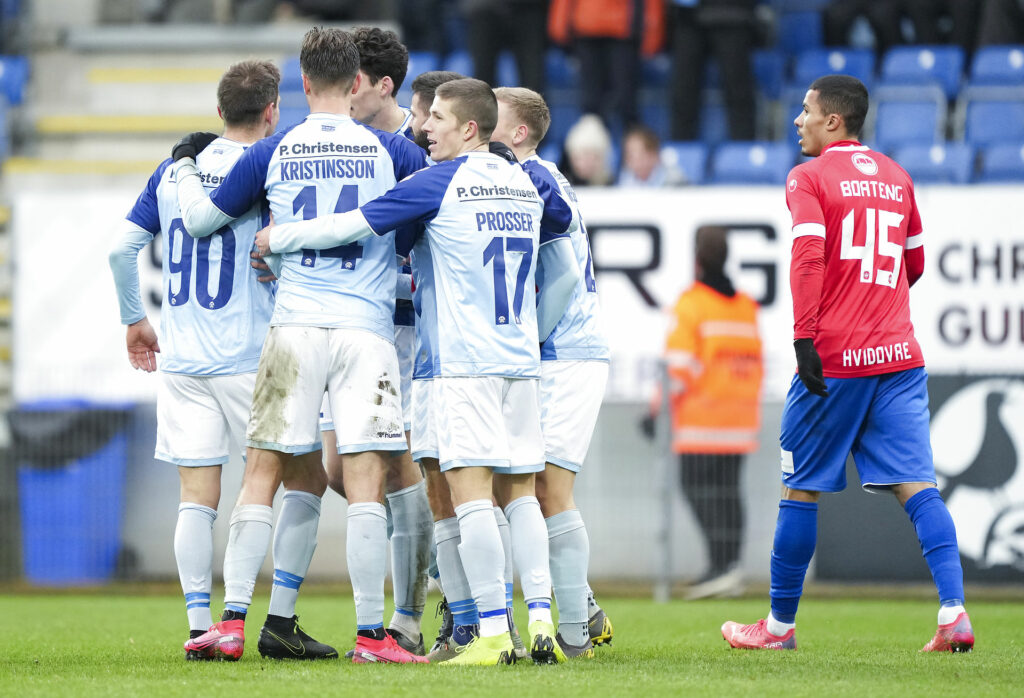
546, 509, 591, 647
223, 504, 273, 613
386, 480, 433, 630
456, 499, 507, 637
767, 611, 795, 636
494, 506, 514, 611
175, 502, 217, 632
267, 490, 320, 619
347, 502, 388, 628
434, 517, 472, 605
938, 604, 966, 625
505, 496, 552, 625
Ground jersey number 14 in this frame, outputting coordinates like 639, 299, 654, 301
840, 207, 904, 289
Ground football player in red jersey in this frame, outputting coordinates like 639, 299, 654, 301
721, 75, 973, 653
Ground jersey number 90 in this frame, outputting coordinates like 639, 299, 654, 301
167, 218, 235, 310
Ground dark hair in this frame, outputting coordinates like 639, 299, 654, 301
217, 60, 281, 127
435, 78, 497, 140
299, 26, 360, 92
809, 74, 869, 138
411, 70, 467, 106
624, 124, 660, 153
351, 26, 409, 96
696, 226, 729, 274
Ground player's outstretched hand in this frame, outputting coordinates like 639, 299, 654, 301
794, 338, 829, 397
126, 317, 160, 372
172, 131, 218, 162
250, 251, 277, 283
255, 223, 273, 257
488, 141, 518, 163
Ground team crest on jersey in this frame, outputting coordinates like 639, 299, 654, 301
851, 152, 878, 176
788, 178, 797, 192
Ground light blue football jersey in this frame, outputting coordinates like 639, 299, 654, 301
523, 157, 610, 362
360, 150, 572, 378
125, 138, 275, 375
208, 113, 428, 338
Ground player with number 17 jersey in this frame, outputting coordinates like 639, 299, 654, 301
786, 141, 924, 377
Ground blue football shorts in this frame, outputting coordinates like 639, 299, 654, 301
779, 367, 936, 493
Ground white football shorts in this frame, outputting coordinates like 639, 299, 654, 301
409, 378, 437, 463
247, 326, 406, 455
434, 375, 544, 474
320, 325, 415, 434
156, 372, 254, 466
540, 360, 609, 472
395, 324, 415, 431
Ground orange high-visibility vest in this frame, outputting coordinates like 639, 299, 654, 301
663, 282, 762, 454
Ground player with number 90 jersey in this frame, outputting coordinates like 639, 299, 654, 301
786, 141, 924, 378
204, 114, 427, 337
125, 139, 274, 374
361, 151, 572, 378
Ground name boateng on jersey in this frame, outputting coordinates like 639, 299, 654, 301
786, 141, 925, 377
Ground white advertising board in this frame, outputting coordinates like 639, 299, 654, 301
12, 185, 1023, 404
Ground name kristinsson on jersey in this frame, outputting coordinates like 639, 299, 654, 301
280, 158, 377, 181
842, 341, 912, 367
839, 180, 904, 202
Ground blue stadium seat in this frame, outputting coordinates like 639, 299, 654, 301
0, 102, 9, 161
769, 0, 829, 9
277, 106, 308, 131
709, 141, 796, 184
776, 11, 824, 57
496, 52, 518, 87
964, 97, 1024, 146
891, 143, 974, 184
280, 56, 302, 93
278, 89, 306, 111
545, 49, 578, 89
699, 98, 730, 145
660, 141, 709, 184
640, 100, 670, 141
879, 45, 964, 100
443, 51, 473, 77
790, 48, 875, 91
872, 90, 946, 152
0, 55, 29, 105
753, 48, 786, 100
407, 51, 441, 80
642, 53, 672, 88
977, 142, 1024, 182
969, 45, 1024, 86
542, 96, 581, 148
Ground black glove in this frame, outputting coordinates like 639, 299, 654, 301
794, 338, 829, 397
172, 131, 218, 162
488, 141, 518, 163
640, 414, 657, 440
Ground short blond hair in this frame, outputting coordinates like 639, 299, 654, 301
494, 86, 551, 148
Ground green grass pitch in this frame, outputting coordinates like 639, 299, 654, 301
1, 589, 1020, 697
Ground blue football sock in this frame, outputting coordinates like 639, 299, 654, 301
904, 488, 964, 607
769, 499, 818, 624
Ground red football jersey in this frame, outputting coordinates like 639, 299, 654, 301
786, 140, 925, 377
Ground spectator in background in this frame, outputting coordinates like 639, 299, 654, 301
642, 227, 762, 600
668, 0, 757, 142
560, 114, 615, 186
823, 0, 906, 56
462, 0, 548, 93
904, 0, 980, 58
976, 0, 1024, 46
549, 0, 665, 131
619, 124, 685, 185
